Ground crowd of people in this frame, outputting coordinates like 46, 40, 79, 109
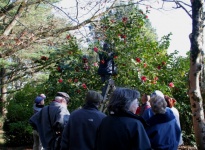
29, 88, 183, 150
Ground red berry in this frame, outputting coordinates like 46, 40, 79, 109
58, 79, 63, 83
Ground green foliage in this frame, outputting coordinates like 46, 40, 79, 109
39, 6, 195, 146
3, 83, 47, 146
3, 3, 195, 146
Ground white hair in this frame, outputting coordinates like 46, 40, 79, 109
55, 96, 64, 101
129, 99, 139, 114
150, 96, 167, 114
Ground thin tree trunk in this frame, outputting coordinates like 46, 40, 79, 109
189, 0, 205, 149
3, 2, 25, 36
0, 68, 7, 117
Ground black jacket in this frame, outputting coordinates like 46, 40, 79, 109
95, 110, 151, 150
61, 103, 106, 150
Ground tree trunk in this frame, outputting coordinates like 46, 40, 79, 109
189, 0, 205, 149
0, 68, 7, 117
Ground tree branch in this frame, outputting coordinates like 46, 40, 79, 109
3, 2, 26, 36
162, 0, 192, 18
0, 0, 22, 18
38, 0, 118, 37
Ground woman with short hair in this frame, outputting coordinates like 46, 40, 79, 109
145, 95, 181, 150
95, 87, 151, 150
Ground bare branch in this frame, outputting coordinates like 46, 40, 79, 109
162, 0, 192, 18
38, 0, 118, 37
0, 0, 22, 18
3, 2, 26, 36
174, 0, 192, 18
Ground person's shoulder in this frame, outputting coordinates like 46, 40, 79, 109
171, 107, 179, 112
71, 108, 82, 114
96, 111, 107, 117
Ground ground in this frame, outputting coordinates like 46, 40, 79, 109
0, 130, 198, 150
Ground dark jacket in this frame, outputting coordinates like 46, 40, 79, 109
145, 110, 181, 150
29, 101, 70, 149
61, 103, 106, 150
95, 110, 151, 150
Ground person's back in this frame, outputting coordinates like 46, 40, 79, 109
97, 114, 151, 150
29, 92, 70, 149
95, 87, 151, 150
145, 95, 181, 150
142, 107, 173, 121
146, 110, 180, 150
61, 90, 106, 150
32, 94, 46, 150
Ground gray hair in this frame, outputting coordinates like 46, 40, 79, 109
108, 87, 140, 113
55, 96, 64, 101
150, 96, 167, 114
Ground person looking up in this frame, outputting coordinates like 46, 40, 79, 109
95, 87, 151, 150
29, 92, 70, 150
136, 93, 151, 116
164, 95, 183, 146
61, 90, 106, 150
145, 95, 181, 150
142, 90, 173, 121
32, 94, 46, 150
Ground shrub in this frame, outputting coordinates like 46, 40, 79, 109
3, 83, 46, 146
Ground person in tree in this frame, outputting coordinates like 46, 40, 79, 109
145, 95, 181, 150
95, 87, 151, 150
29, 92, 70, 150
32, 94, 46, 150
97, 42, 117, 83
60, 90, 106, 150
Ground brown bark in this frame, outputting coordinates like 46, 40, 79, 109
189, 0, 205, 149
0, 68, 7, 117
3, 2, 25, 36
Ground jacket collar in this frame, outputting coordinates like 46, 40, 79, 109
109, 110, 148, 127
83, 103, 98, 110
147, 110, 175, 126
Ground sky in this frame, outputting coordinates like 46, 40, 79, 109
56, 0, 192, 57
146, 1, 192, 57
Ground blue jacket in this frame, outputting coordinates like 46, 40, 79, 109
142, 107, 172, 121
61, 103, 106, 150
145, 110, 181, 150
95, 111, 151, 150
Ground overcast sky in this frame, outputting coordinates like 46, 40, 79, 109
147, 3, 192, 57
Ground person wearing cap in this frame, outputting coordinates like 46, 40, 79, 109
29, 92, 70, 150
33, 94, 46, 114
32, 94, 46, 150
60, 90, 106, 150
95, 87, 151, 150
142, 90, 173, 121
145, 95, 181, 150
164, 95, 183, 146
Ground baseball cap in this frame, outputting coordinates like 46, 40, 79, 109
35, 96, 46, 104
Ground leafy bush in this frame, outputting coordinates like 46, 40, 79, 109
3, 83, 46, 146
2, 4, 196, 147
